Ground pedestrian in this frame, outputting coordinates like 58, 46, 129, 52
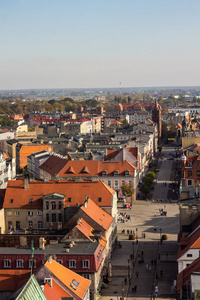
124, 277, 127, 285
160, 270, 163, 277
134, 285, 137, 292
136, 271, 139, 278
146, 264, 149, 271
141, 251, 144, 257
149, 265, 151, 271
143, 233, 146, 238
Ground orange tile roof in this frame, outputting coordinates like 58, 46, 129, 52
106, 147, 138, 160
177, 256, 200, 292
3, 180, 115, 209
0, 270, 30, 291
19, 145, 52, 168
57, 160, 136, 178
76, 218, 94, 241
45, 259, 90, 299
178, 227, 200, 259
80, 198, 113, 231
111, 120, 123, 125
44, 280, 70, 300
191, 237, 200, 248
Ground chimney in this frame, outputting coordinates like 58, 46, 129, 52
39, 237, 45, 250
24, 177, 29, 190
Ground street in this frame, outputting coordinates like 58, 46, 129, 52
101, 146, 179, 300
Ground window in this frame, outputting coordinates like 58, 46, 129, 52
108, 181, 111, 187
52, 201, 56, 210
125, 170, 130, 176
10, 199, 13, 203
29, 198, 33, 203
68, 198, 71, 203
28, 211, 33, 216
38, 221, 42, 229
46, 214, 49, 222
15, 211, 20, 216
37, 211, 42, 216
29, 259, 36, 269
59, 201, 62, 209
52, 213, 56, 222
188, 171, 192, 177
187, 254, 192, 257
28, 221, 33, 227
197, 171, 200, 177
114, 170, 119, 176
102, 170, 107, 176
98, 197, 102, 202
16, 259, 23, 268
188, 180, 192, 186
69, 260, 76, 268
57, 259, 63, 265
58, 213, 62, 222
8, 221, 12, 229
16, 221, 20, 230
4, 259, 11, 268
82, 260, 89, 269
46, 202, 49, 210
82, 274, 90, 279
114, 180, 118, 188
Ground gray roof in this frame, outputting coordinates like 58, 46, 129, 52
0, 241, 99, 255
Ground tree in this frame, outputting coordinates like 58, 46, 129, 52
140, 183, 151, 197
121, 182, 134, 198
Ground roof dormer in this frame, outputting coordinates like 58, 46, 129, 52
114, 170, 119, 176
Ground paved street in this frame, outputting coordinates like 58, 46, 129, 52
152, 146, 175, 201
101, 146, 179, 300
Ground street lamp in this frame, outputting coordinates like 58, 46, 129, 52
136, 228, 138, 241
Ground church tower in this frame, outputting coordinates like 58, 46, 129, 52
152, 100, 162, 143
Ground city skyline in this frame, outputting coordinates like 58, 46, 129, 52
0, 0, 200, 90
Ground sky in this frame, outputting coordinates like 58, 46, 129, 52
0, 0, 200, 90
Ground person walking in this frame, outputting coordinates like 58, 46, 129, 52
136, 271, 139, 278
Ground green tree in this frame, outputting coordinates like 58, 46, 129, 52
121, 182, 134, 198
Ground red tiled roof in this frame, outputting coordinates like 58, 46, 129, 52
45, 259, 90, 299
80, 198, 113, 231
106, 147, 138, 160
57, 160, 136, 178
19, 145, 53, 168
40, 155, 68, 176
44, 279, 70, 300
0, 270, 30, 291
3, 180, 115, 209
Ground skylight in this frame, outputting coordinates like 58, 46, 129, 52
10, 199, 13, 203
72, 279, 79, 287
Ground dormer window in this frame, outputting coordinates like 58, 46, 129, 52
29, 198, 33, 203
125, 170, 130, 176
10, 199, 13, 203
102, 170, 107, 176
114, 170, 119, 176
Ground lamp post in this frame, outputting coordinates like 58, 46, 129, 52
136, 228, 138, 241
160, 228, 162, 240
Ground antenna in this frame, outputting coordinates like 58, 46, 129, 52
119, 82, 122, 95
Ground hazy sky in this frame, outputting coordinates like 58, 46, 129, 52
0, 0, 199, 89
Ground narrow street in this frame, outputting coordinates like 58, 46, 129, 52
152, 146, 175, 201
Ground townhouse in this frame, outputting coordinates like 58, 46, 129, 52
40, 157, 137, 199
2, 179, 117, 234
